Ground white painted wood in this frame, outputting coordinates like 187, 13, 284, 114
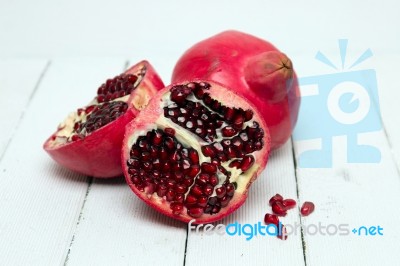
374, 54, 400, 170
0, 59, 48, 158
0, 58, 126, 265
292, 53, 400, 266
185, 142, 305, 266
65, 178, 187, 266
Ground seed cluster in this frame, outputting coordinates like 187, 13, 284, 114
127, 82, 265, 218
97, 73, 139, 103
71, 101, 128, 140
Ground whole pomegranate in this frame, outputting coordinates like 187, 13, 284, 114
122, 81, 270, 223
172, 30, 301, 150
44, 61, 164, 178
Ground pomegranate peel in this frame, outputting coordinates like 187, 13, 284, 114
44, 61, 164, 178
172, 30, 301, 150
122, 81, 270, 223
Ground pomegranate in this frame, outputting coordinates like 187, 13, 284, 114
122, 81, 270, 223
43, 61, 164, 178
172, 30, 301, 150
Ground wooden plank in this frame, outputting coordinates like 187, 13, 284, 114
65, 178, 188, 266
292, 53, 400, 266
0, 58, 125, 265
65, 58, 187, 266
374, 54, 400, 170
184, 142, 305, 266
0, 59, 48, 159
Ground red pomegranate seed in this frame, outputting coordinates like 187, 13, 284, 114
208, 175, 218, 186
269, 193, 283, 206
164, 127, 175, 136
219, 195, 230, 207
282, 199, 297, 210
170, 202, 184, 215
225, 183, 235, 197
189, 149, 199, 164
187, 207, 204, 218
201, 163, 217, 174
221, 126, 237, 137
272, 201, 287, 216
300, 201, 315, 216
240, 155, 255, 171
202, 146, 216, 157
215, 186, 226, 199
185, 194, 197, 205
264, 213, 279, 225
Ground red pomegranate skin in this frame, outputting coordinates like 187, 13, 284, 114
172, 30, 301, 150
44, 61, 164, 178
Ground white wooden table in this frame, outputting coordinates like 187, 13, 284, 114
1, 1, 400, 265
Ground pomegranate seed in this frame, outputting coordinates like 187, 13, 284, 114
300, 201, 315, 216
272, 201, 287, 216
197, 196, 208, 207
170, 202, 184, 215
224, 108, 235, 121
187, 207, 204, 218
166, 190, 175, 201
174, 194, 184, 203
269, 194, 283, 206
282, 199, 297, 210
264, 213, 279, 225
175, 184, 187, 194
202, 146, 216, 157
219, 195, 230, 207
232, 115, 244, 130
244, 110, 253, 121
164, 127, 175, 136
208, 175, 219, 186
201, 163, 217, 174
225, 183, 235, 197
191, 185, 203, 196
185, 194, 198, 205
188, 149, 199, 164
240, 155, 255, 171
221, 126, 237, 137
203, 185, 214, 196
216, 186, 226, 199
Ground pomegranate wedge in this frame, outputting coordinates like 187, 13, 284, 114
44, 61, 164, 178
122, 81, 270, 223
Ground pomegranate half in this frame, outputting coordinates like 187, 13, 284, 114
44, 61, 164, 178
172, 30, 301, 150
122, 81, 270, 223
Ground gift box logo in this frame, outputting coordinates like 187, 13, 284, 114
293, 39, 382, 168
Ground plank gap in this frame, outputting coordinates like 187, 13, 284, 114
63, 177, 93, 265
291, 137, 308, 266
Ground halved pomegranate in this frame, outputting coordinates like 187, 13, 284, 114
172, 30, 301, 150
122, 81, 270, 223
44, 61, 164, 178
